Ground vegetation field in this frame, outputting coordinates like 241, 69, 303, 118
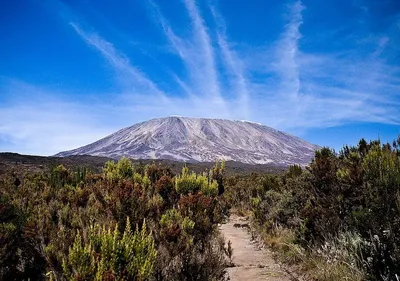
1, 136, 400, 280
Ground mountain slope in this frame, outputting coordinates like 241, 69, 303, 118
56, 117, 319, 165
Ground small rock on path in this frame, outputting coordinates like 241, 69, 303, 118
219, 215, 293, 281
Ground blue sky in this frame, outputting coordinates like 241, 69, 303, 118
1, 0, 399, 155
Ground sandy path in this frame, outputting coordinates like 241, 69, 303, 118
220, 215, 293, 281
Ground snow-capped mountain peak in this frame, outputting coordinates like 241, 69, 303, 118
56, 116, 319, 165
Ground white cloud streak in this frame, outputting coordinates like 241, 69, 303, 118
275, 1, 304, 100
209, 4, 250, 119
70, 22, 170, 103
182, 0, 221, 99
249, 0, 400, 130
148, 0, 230, 116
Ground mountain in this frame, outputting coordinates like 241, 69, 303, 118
55, 116, 320, 166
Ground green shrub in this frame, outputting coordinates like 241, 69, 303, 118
175, 166, 218, 196
62, 218, 156, 281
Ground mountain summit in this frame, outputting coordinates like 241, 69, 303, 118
56, 116, 319, 165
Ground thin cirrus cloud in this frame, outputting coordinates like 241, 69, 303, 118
69, 22, 170, 103
147, 0, 230, 116
1, 0, 399, 155
147, 0, 399, 128
209, 3, 250, 120
71, 0, 400, 129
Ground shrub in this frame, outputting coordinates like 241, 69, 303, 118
62, 218, 157, 281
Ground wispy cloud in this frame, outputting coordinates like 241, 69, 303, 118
182, 0, 221, 98
209, 4, 250, 119
248, 0, 400, 130
70, 22, 170, 103
275, 1, 304, 100
70, 18, 235, 119
146, 1, 195, 97
38, 0, 400, 134
148, 0, 230, 116
28, 1, 400, 129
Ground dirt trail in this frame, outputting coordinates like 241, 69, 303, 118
220, 215, 293, 281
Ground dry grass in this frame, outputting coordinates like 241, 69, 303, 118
253, 223, 365, 281
304, 256, 364, 281
262, 225, 305, 265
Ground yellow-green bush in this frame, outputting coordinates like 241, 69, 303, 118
103, 157, 134, 181
62, 218, 156, 281
175, 166, 218, 196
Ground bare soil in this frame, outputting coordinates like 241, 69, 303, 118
220, 215, 294, 281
